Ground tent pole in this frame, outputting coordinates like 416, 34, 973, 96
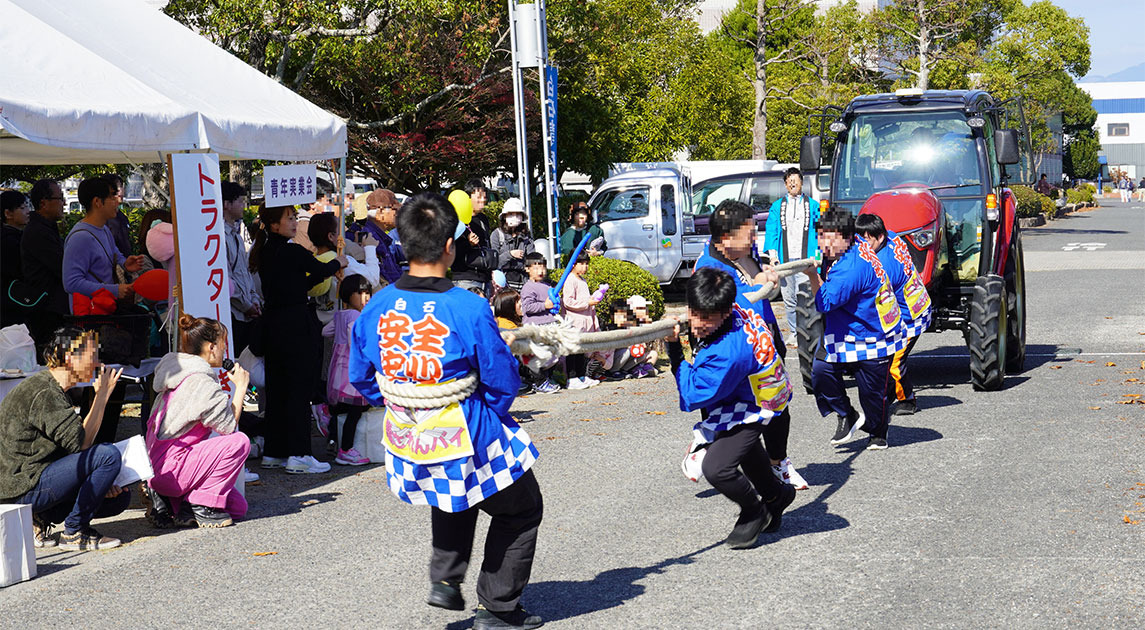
165, 153, 181, 352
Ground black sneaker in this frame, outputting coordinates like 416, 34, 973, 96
725, 502, 771, 549
586, 359, 606, 381
191, 505, 233, 528
143, 483, 175, 529
867, 436, 889, 451
890, 399, 918, 416
829, 409, 864, 445
764, 483, 797, 533
171, 501, 197, 528
427, 581, 465, 611
473, 605, 543, 630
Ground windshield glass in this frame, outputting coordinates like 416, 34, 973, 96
834, 111, 984, 200
592, 186, 650, 223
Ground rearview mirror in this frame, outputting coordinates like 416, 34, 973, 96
995, 129, 1020, 165
800, 135, 821, 172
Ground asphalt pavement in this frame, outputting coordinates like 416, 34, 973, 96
4, 200, 1143, 629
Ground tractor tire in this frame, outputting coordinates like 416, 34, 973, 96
1004, 232, 1027, 373
795, 286, 823, 395
967, 274, 1008, 391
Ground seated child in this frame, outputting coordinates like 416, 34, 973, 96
607, 300, 658, 379
666, 266, 796, 549
321, 274, 373, 466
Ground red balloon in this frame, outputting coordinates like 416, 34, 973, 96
133, 269, 169, 301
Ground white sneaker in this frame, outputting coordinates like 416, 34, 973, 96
584, 377, 600, 387
261, 455, 287, 469
243, 467, 260, 484
568, 377, 589, 390
285, 455, 331, 474
771, 457, 809, 490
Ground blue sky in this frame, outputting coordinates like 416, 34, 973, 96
1051, 0, 1145, 79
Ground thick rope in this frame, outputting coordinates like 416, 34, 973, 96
374, 258, 818, 407
742, 257, 818, 303
375, 372, 478, 409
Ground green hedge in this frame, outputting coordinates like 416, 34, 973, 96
1010, 185, 1054, 219
546, 255, 664, 326
1066, 187, 1094, 205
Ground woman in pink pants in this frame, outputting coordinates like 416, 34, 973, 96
144, 314, 251, 528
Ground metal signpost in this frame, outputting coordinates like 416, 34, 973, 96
508, 0, 559, 266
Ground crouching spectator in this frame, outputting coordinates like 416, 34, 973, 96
0, 328, 129, 550
607, 300, 659, 379
144, 314, 251, 529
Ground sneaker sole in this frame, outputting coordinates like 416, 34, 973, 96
334, 458, 369, 466
261, 461, 286, 469
196, 517, 234, 528
830, 412, 866, 445
867, 441, 889, 451
285, 466, 330, 474
59, 540, 121, 551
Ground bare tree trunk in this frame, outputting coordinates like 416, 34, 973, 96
752, 0, 768, 160
139, 163, 168, 208
227, 161, 254, 193
916, 0, 930, 90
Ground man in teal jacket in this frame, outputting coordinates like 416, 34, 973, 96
764, 167, 819, 342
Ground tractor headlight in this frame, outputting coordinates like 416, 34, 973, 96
829, 120, 848, 133
967, 116, 986, 128
910, 229, 935, 248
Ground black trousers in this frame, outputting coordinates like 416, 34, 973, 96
263, 305, 321, 457
330, 402, 368, 452
701, 423, 783, 511
761, 409, 791, 462
566, 354, 587, 379
430, 470, 544, 613
812, 356, 892, 439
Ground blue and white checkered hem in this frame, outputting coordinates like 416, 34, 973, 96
384, 424, 538, 513
823, 330, 910, 363
692, 402, 782, 446
902, 311, 932, 339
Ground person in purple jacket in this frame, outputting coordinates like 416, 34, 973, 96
519, 253, 560, 393
63, 176, 144, 308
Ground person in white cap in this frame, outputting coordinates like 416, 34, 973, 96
627, 294, 651, 325
489, 198, 535, 290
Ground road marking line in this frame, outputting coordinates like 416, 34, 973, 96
914, 352, 1145, 359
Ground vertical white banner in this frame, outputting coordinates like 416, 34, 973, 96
171, 153, 235, 394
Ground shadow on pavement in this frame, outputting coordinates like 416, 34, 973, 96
913, 394, 960, 410
467, 542, 725, 626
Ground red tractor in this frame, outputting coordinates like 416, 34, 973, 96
796, 89, 1029, 391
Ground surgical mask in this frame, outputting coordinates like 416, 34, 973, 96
367, 209, 377, 219
505, 216, 522, 228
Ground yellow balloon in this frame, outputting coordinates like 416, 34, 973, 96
448, 189, 473, 225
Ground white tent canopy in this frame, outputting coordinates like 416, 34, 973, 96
0, 0, 347, 165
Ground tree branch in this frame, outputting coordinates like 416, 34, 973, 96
347, 66, 513, 130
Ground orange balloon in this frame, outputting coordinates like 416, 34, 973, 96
133, 269, 169, 301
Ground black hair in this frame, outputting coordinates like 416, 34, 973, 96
103, 173, 125, 188
525, 252, 546, 267
396, 192, 458, 264
575, 253, 591, 265
42, 326, 96, 369
78, 176, 116, 213
1040, 173, 1047, 179
1, 190, 27, 221
221, 181, 246, 203
29, 179, 58, 212
307, 212, 339, 252
339, 273, 373, 303
492, 289, 521, 326
610, 298, 633, 322
854, 213, 886, 239
709, 199, 755, 242
463, 179, 487, 196
818, 208, 855, 239
686, 267, 736, 315
784, 167, 802, 182
249, 203, 296, 272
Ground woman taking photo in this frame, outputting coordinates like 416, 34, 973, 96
0, 328, 128, 550
249, 203, 346, 474
144, 314, 252, 528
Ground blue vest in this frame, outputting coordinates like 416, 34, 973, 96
815, 241, 907, 362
